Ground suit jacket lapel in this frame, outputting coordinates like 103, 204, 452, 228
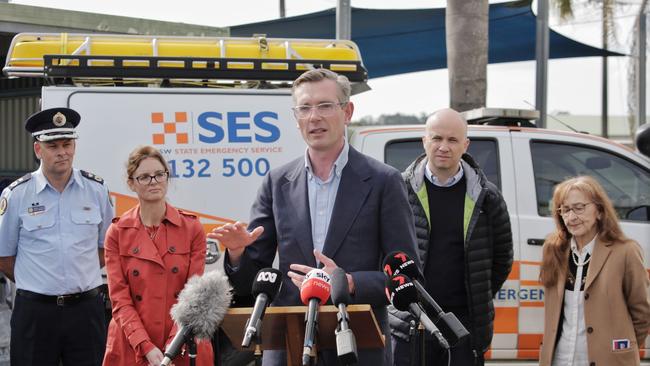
584, 238, 612, 291
322, 148, 371, 260
282, 161, 317, 267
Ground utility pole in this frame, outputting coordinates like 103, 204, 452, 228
602, 8, 609, 138
279, 0, 285, 18
336, 0, 351, 40
535, 0, 549, 128
636, 7, 646, 128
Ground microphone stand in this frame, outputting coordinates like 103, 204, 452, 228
302, 308, 318, 366
408, 320, 417, 366
418, 324, 425, 366
253, 330, 263, 366
187, 337, 197, 366
335, 305, 358, 365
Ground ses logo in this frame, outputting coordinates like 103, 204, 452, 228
150, 111, 281, 145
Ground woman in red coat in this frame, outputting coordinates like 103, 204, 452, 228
103, 146, 213, 366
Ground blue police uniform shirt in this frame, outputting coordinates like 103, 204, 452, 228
0, 167, 113, 295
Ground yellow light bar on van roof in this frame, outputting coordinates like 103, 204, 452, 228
3, 32, 366, 81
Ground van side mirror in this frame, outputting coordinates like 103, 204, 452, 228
636, 123, 650, 158
625, 205, 650, 221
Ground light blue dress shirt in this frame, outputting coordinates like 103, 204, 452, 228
425, 163, 465, 187
0, 167, 113, 295
305, 142, 349, 254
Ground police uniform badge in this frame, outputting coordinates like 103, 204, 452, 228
52, 112, 67, 127
0, 197, 7, 216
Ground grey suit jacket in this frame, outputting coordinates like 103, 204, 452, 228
226, 146, 418, 366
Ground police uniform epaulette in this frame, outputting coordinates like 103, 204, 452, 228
81, 170, 105, 184
0, 173, 31, 215
178, 210, 197, 219
6, 173, 32, 191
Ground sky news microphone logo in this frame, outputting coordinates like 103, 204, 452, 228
305, 269, 331, 283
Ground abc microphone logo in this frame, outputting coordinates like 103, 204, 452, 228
257, 271, 278, 283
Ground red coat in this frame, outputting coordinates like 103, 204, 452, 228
103, 203, 213, 366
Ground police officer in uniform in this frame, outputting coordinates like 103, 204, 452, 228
0, 107, 113, 366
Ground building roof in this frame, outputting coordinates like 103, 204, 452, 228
0, 2, 228, 37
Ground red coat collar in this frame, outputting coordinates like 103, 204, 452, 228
117, 202, 182, 228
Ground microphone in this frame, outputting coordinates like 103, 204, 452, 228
330, 268, 358, 365
385, 274, 449, 350
242, 268, 283, 348
162, 270, 233, 366
383, 251, 469, 347
300, 269, 331, 366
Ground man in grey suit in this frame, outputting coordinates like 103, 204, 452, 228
209, 68, 418, 365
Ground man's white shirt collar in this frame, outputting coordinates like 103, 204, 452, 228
425, 163, 464, 187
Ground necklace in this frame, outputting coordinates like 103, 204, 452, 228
145, 224, 160, 240
571, 250, 592, 267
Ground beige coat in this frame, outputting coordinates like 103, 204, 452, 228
539, 238, 650, 366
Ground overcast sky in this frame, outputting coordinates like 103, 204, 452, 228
10, 0, 647, 120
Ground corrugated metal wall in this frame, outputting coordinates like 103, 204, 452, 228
0, 95, 40, 175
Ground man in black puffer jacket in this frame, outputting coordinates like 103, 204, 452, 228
390, 108, 513, 366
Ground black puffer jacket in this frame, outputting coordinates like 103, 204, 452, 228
390, 152, 513, 354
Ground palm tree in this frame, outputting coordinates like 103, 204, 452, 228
445, 1, 489, 112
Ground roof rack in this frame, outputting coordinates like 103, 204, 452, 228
3, 33, 368, 90
461, 107, 539, 127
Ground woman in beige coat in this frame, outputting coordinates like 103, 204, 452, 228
539, 176, 650, 366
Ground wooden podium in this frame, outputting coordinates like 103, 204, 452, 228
220, 305, 384, 366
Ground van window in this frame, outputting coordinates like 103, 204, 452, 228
384, 138, 501, 189
531, 141, 650, 221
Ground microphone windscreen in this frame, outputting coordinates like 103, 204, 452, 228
385, 274, 418, 312
252, 268, 283, 300
170, 270, 233, 339
330, 267, 351, 306
382, 251, 421, 280
300, 269, 331, 305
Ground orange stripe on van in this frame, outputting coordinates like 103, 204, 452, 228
110, 192, 236, 229
494, 307, 518, 333
507, 261, 520, 280
517, 334, 543, 359
517, 349, 540, 359
520, 301, 544, 307
519, 334, 543, 349
520, 280, 541, 286
519, 260, 541, 266
483, 349, 492, 359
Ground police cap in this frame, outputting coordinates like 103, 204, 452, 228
25, 107, 80, 142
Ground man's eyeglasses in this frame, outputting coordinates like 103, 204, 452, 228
291, 102, 346, 119
557, 202, 594, 217
131, 171, 169, 185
